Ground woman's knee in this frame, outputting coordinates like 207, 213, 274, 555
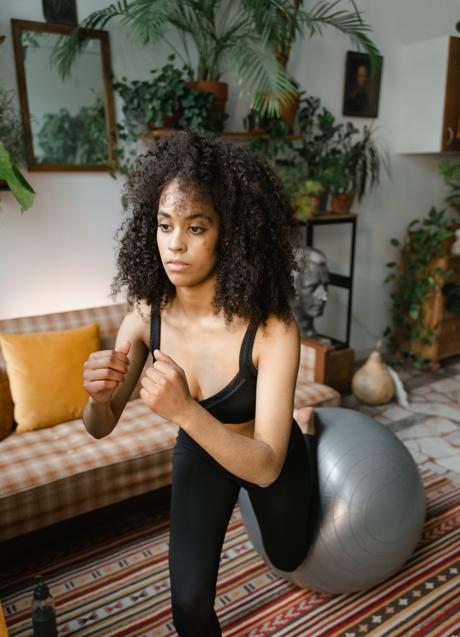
170, 581, 220, 635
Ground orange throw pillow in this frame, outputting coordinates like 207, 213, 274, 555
0, 322, 100, 432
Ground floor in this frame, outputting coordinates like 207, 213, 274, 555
343, 354, 460, 487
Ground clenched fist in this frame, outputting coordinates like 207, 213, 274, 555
83, 340, 131, 404
140, 349, 194, 423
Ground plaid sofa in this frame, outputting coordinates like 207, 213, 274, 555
0, 303, 340, 542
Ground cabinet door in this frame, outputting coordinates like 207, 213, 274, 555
442, 37, 460, 152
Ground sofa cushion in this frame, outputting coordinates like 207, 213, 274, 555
0, 322, 100, 432
0, 398, 180, 541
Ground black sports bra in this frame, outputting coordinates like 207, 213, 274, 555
150, 311, 259, 424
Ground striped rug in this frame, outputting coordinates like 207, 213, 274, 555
1, 469, 459, 637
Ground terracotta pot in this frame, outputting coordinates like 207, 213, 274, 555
187, 80, 228, 113
330, 191, 355, 214
279, 91, 300, 132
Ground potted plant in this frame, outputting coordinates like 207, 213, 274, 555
292, 179, 325, 220
320, 158, 355, 213
112, 58, 227, 177
384, 206, 460, 368
50, 0, 296, 122
246, 0, 382, 125
112, 55, 226, 138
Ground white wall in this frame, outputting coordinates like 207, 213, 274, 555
0, 0, 459, 357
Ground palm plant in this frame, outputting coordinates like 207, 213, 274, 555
50, 0, 296, 117
243, 0, 382, 113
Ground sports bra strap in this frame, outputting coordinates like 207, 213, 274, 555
239, 321, 258, 376
150, 311, 160, 357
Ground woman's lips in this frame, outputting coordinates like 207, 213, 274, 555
167, 262, 190, 272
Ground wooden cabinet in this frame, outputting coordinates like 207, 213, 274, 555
398, 35, 460, 154
413, 254, 460, 368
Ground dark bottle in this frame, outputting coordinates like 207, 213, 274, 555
31, 575, 58, 637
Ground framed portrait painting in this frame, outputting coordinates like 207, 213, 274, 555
342, 51, 383, 118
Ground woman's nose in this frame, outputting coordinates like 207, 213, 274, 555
168, 229, 186, 250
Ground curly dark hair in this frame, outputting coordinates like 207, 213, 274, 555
111, 129, 303, 328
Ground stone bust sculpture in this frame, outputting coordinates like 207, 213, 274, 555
292, 246, 330, 341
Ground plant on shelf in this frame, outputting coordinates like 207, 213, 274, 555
112, 55, 225, 137
245, 0, 382, 123
112, 56, 226, 176
292, 179, 325, 220
50, 0, 296, 120
296, 96, 389, 213
384, 206, 460, 368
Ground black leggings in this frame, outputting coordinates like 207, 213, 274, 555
168, 419, 319, 637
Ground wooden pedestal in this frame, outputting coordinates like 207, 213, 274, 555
300, 337, 355, 395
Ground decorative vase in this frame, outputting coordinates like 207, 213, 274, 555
351, 341, 395, 405
330, 191, 355, 214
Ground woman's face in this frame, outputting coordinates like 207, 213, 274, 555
156, 178, 220, 288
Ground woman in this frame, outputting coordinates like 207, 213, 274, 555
82, 130, 319, 636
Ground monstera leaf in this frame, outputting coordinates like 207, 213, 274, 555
0, 141, 35, 212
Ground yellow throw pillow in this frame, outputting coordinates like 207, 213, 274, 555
0, 368, 14, 440
0, 322, 100, 432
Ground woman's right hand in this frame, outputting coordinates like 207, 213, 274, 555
83, 340, 131, 404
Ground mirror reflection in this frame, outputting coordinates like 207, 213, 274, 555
12, 20, 116, 171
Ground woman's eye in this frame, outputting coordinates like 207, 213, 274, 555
158, 223, 170, 231
190, 226, 205, 234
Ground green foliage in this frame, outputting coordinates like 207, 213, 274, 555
439, 159, 460, 213
297, 94, 389, 198
384, 206, 460, 367
50, 0, 297, 118
36, 93, 108, 164
0, 85, 27, 166
112, 56, 228, 176
0, 141, 35, 212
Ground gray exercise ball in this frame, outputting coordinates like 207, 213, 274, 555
238, 407, 426, 594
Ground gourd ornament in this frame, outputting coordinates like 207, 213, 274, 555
352, 340, 395, 405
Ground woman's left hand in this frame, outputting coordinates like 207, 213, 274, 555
140, 349, 194, 422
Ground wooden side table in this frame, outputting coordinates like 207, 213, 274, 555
301, 336, 355, 395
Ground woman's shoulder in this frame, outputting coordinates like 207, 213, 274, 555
254, 312, 300, 362
257, 312, 299, 340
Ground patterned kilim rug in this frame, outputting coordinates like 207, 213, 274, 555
1, 469, 459, 637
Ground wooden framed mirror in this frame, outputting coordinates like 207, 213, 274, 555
11, 19, 116, 172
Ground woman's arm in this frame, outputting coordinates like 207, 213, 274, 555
83, 306, 149, 438
172, 315, 301, 487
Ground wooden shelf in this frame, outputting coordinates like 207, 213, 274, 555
141, 129, 301, 142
